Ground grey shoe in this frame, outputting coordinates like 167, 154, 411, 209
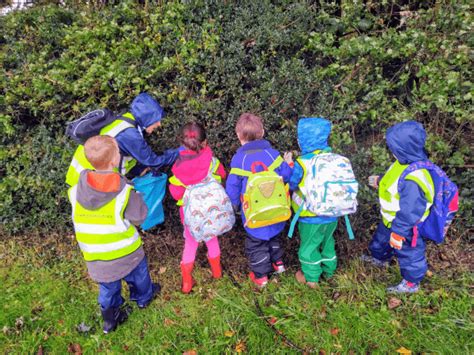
387, 279, 419, 294
101, 306, 129, 334
360, 254, 389, 268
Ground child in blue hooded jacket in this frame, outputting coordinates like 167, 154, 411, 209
66, 93, 178, 186
226, 113, 293, 287
363, 121, 435, 293
288, 118, 339, 288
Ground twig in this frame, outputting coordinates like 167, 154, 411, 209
334, 63, 361, 90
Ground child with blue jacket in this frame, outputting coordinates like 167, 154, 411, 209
226, 113, 293, 287
363, 121, 435, 293
288, 118, 338, 288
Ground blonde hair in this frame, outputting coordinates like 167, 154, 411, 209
236, 113, 264, 142
84, 135, 119, 170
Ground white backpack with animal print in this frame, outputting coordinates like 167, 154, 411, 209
182, 161, 235, 242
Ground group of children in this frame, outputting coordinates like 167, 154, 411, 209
67, 95, 450, 333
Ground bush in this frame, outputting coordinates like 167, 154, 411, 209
0, 1, 472, 236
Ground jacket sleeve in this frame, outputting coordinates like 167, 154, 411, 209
169, 178, 186, 201
274, 157, 292, 183
289, 161, 304, 191
225, 171, 243, 208
390, 180, 428, 237
115, 128, 178, 168
124, 190, 148, 226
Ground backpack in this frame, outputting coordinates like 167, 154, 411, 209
288, 152, 358, 239
398, 161, 458, 244
183, 160, 235, 242
233, 159, 291, 228
66, 109, 136, 144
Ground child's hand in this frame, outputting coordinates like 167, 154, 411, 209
368, 175, 380, 189
283, 152, 294, 167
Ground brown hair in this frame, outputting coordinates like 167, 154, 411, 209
179, 122, 207, 152
84, 135, 119, 170
235, 113, 264, 142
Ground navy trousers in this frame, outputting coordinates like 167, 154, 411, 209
245, 234, 284, 278
369, 222, 428, 284
98, 257, 154, 309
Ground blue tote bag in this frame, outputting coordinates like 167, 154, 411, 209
133, 172, 167, 231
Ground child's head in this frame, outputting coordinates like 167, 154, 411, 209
180, 122, 207, 152
236, 113, 264, 144
297, 117, 331, 154
84, 135, 120, 171
385, 121, 427, 164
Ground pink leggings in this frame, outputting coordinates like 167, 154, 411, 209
181, 226, 220, 264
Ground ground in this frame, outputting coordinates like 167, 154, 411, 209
0, 225, 472, 354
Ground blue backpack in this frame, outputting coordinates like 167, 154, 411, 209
398, 161, 459, 244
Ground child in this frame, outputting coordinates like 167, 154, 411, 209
363, 121, 435, 293
169, 122, 227, 294
226, 113, 292, 288
68, 136, 160, 334
287, 117, 339, 288
66, 93, 178, 186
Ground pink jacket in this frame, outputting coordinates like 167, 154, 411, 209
169, 145, 226, 223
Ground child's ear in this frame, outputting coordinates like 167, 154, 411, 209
261, 129, 265, 138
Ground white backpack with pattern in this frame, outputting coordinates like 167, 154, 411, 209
294, 153, 358, 217
183, 161, 235, 242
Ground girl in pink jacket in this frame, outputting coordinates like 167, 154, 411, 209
169, 122, 227, 293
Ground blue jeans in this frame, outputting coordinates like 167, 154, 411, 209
369, 222, 428, 284
98, 257, 154, 309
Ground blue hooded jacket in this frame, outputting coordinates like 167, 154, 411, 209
385, 121, 429, 237
226, 139, 293, 240
289, 117, 337, 224
114, 93, 177, 175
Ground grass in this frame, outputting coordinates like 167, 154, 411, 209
0, 237, 472, 354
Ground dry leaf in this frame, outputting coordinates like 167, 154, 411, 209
235, 340, 246, 353
319, 350, 326, 355
269, 317, 277, 325
159, 267, 167, 274
396, 347, 412, 354
388, 297, 402, 309
224, 330, 235, 337
67, 343, 82, 355
15, 317, 24, 330
164, 318, 175, 326
37, 345, 44, 355
332, 292, 341, 301
426, 270, 433, 277
183, 350, 197, 355
330, 328, 340, 336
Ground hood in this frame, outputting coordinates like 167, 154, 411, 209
130, 93, 165, 128
297, 117, 331, 154
171, 145, 214, 185
386, 121, 427, 164
76, 170, 127, 209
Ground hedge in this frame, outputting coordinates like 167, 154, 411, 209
0, 1, 472, 235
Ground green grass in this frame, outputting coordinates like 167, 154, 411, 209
0, 239, 472, 354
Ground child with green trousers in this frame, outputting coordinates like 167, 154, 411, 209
287, 118, 338, 288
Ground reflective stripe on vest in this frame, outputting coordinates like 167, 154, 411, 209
65, 114, 136, 186
379, 160, 434, 227
68, 183, 142, 261
169, 157, 222, 206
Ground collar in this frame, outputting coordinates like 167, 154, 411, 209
237, 139, 271, 153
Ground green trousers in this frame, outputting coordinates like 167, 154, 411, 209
298, 221, 338, 282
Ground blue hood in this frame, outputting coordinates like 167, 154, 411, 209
130, 93, 165, 128
297, 117, 331, 154
386, 121, 427, 164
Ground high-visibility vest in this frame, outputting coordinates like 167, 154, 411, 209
379, 160, 435, 227
68, 183, 142, 261
169, 157, 222, 206
65, 113, 137, 186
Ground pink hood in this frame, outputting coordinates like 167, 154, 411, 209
171, 145, 214, 185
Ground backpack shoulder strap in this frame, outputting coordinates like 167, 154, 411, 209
268, 155, 284, 172
169, 175, 187, 188
117, 112, 138, 127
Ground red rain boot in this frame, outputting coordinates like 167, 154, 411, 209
208, 255, 222, 279
180, 262, 194, 294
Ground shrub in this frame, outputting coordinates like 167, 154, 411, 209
0, 1, 472, 236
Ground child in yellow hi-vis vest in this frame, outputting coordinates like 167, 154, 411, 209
68, 136, 159, 334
